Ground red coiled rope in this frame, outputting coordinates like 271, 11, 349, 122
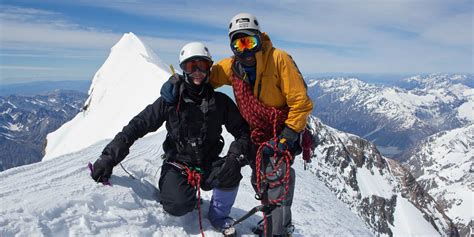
231, 70, 293, 235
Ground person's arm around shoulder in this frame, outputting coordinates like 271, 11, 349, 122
209, 57, 234, 89
160, 74, 183, 104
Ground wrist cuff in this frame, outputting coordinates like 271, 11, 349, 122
281, 126, 299, 143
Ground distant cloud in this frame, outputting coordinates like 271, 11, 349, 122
44, 0, 472, 73
0, 5, 60, 22
421, 13, 473, 46
0, 6, 115, 53
0, 65, 64, 71
0, 5, 215, 83
56, 0, 472, 46
0, 53, 104, 59
0, 0, 472, 84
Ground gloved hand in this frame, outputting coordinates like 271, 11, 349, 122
203, 158, 226, 190
160, 74, 182, 104
262, 139, 289, 157
90, 156, 114, 183
262, 126, 300, 157
217, 154, 244, 188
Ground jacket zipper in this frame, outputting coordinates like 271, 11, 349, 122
257, 77, 262, 101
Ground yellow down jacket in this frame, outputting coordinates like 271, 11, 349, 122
209, 33, 313, 133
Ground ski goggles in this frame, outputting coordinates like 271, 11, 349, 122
231, 35, 260, 54
180, 58, 212, 74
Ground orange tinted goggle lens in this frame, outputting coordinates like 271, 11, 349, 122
232, 35, 259, 53
182, 59, 212, 73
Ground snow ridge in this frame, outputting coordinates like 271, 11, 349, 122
405, 124, 474, 236
313, 75, 473, 130
307, 116, 457, 236
308, 74, 473, 157
0, 129, 373, 236
43, 33, 171, 161
29, 32, 460, 236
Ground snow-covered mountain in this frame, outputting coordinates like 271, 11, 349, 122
0, 117, 457, 236
398, 74, 474, 90
308, 74, 474, 159
307, 117, 458, 236
404, 124, 473, 236
0, 130, 374, 237
19, 32, 459, 236
43, 32, 170, 160
0, 91, 86, 171
0, 80, 90, 96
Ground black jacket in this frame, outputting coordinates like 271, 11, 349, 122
100, 87, 250, 171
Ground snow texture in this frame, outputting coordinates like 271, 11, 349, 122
0, 130, 373, 237
314, 75, 474, 130
391, 195, 440, 237
43, 32, 170, 161
307, 117, 453, 236
26, 32, 373, 236
18, 32, 459, 236
405, 124, 474, 235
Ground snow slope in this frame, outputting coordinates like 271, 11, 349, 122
307, 117, 457, 236
308, 75, 474, 158
31, 32, 458, 236
43, 33, 170, 160
405, 124, 474, 236
0, 129, 373, 237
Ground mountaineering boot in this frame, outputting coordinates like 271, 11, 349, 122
252, 219, 295, 237
252, 219, 264, 235
222, 225, 237, 237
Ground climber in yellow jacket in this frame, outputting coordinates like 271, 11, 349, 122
161, 13, 313, 236
210, 32, 312, 133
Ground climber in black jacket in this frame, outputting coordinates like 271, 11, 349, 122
90, 42, 250, 233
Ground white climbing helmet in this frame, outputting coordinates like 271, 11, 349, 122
179, 42, 212, 64
228, 13, 261, 39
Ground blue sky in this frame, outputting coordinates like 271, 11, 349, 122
1, 0, 472, 84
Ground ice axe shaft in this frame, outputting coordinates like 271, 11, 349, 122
231, 203, 277, 227
231, 205, 263, 226
169, 64, 176, 74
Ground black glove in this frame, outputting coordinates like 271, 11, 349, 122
90, 156, 114, 183
217, 154, 244, 188
202, 158, 226, 190
160, 74, 182, 104
263, 126, 301, 157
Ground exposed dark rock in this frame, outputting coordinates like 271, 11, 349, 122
308, 116, 459, 236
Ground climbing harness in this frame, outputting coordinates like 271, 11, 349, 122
166, 160, 205, 237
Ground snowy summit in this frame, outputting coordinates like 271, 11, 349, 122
26, 33, 370, 236
43, 33, 170, 161
0, 33, 460, 236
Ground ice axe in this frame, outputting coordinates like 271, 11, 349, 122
230, 203, 277, 227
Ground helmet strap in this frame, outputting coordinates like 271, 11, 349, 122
183, 72, 210, 100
